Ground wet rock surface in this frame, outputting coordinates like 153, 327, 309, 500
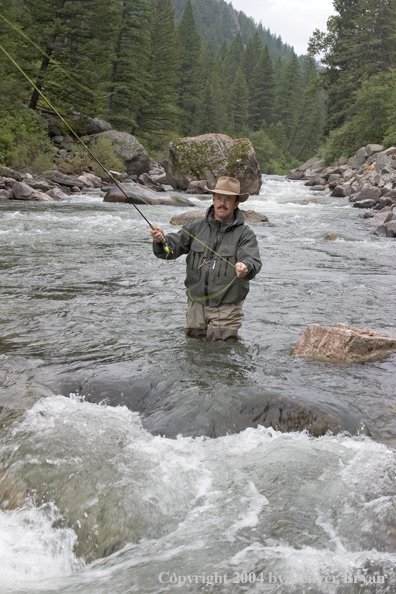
293, 323, 396, 363
57, 367, 361, 439
170, 208, 269, 226
288, 145, 396, 238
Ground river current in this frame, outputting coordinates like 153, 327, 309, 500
1, 177, 396, 593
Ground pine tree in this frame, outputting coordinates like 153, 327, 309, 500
248, 44, 275, 130
309, 0, 396, 132
288, 57, 324, 160
274, 53, 302, 140
177, 0, 202, 136
135, 0, 180, 144
242, 31, 262, 91
20, 0, 119, 115
106, 0, 152, 131
194, 47, 226, 134
223, 31, 245, 86
227, 67, 249, 135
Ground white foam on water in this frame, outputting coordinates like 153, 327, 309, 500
0, 503, 83, 587
1, 396, 396, 593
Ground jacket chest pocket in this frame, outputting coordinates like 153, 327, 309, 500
216, 244, 237, 284
187, 241, 206, 280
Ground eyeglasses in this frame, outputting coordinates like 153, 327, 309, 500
213, 196, 236, 205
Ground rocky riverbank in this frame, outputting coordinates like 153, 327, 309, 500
287, 144, 396, 237
0, 125, 262, 209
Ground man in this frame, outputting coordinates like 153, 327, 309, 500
150, 176, 262, 342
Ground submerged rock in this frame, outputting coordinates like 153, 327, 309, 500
170, 208, 269, 225
293, 323, 396, 363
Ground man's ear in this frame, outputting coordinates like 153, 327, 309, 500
235, 199, 240, 209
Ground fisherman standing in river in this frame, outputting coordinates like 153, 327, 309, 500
150, 176, 262, 342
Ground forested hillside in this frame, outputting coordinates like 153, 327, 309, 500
309, 0, 396, 164
0, 0, 323, 175
171, 0, 296, 60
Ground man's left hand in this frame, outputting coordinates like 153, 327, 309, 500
235, 262, 248, 278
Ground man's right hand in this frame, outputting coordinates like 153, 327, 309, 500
150, 226, 166, 243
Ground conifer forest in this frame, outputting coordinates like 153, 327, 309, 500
0, 0, 395, 173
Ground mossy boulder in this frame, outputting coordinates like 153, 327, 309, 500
166, 133, 262, 195
89, 131, 150, 176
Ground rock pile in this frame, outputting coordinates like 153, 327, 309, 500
288, 145, 396, 237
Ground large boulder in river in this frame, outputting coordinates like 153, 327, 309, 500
103, 181, 195, 207
166, 133, 262, 195
293, 323, 396, 363
170, 208, 269, 226
90, 131, 150, 176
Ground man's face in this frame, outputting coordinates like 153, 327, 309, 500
213, 194, 239, 222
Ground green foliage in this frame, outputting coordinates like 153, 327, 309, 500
177, 0, 202, 136
88, 137, 125, 177
248, 124, 302, 175
309, 0, 396, 133
320, 71, 396, 164
135, 0, 180, 142
0, 105, 53, 168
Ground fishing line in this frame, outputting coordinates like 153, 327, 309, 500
0, 32, 241, 300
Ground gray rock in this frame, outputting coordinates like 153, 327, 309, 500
24, 179, 55, 192
60, 135, 74, 151
46, 187, 69, 201
170, 208, 269, 226
382, 188, 396, 200
328, 173, 342, 183
186, 180, 209, 194
295, 156, 325, 174
337, 156, 349, 166
331, 184, 351, 198
375, 152, 392, 173
90, 131, 149, 176
384, 221, 396, 236
86, 117, 112, 135
41, 171, 85, 188
305, 176, 326, 186
0, 167, 22, 181
349, 186, 382, 203
353, 199, 377, 209
293, 322, 396, 363
103, 182, 195, 207
310, 185, 326, 191
384, 212, 396, 224
374, 197, 396, 210
365, 144, 383, 156
32, 191, 55, 202
167, 133, 262, 195
374, 224, 388, 236
349, 147, 368, 169
0, 189, 11, 200
52, 135, 64, 144
11, 181, 35, 200
286, 171, 304, 180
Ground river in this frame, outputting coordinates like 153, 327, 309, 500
0, 177, 396, 593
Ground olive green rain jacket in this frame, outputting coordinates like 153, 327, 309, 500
152, 205, 262, 306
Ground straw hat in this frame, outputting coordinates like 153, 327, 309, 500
205, 176, 249, 202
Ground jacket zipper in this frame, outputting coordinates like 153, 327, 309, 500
204, 221, 221, 298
